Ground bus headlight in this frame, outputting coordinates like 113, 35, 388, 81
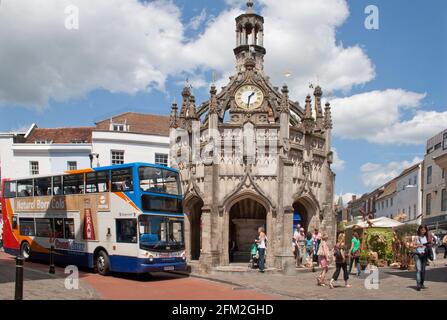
181, 252, 186, 261
148, 255, 154, 263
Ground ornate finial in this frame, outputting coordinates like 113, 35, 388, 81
314, 86, 324, 127
302, 95, 315, 133
209, 85, 218, 114
247, 0, 254, 14
169, 101, 178, 129
324, 101, 333, 129
314, 85, 323, 98
280, 85, 289, 113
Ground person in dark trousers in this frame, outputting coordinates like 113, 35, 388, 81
413, 225, 430, 291
255, 227, 267, 273
330, 233, 351, 289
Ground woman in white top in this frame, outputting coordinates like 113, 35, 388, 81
256, 227, 267, 273
412, 225, 430, 291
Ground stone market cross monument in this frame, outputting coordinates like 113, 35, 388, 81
169, 1, 336, 273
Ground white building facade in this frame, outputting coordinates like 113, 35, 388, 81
0, 113, 171, 181
395, 163, 423, 225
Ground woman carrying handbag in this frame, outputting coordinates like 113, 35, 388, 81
348, 232, 362, 277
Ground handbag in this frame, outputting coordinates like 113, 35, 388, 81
426, 245, 434, 261
352, 249, 360, 258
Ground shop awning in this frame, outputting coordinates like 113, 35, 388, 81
345, 217, 403, 229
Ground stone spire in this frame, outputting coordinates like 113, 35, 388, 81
314, 86, 324, 128
180, 86, 190, 119
280, 85, 289, 113
186, 95, 198, 120
209, 84, 218, 115
169, 101, 178, 129
324, 101, 333, 129
302, 95, 315, 133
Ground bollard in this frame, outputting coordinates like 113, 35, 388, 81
49, 246, 55, 274
15, 256, 24, 300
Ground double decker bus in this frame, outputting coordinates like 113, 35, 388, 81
0, 163, 186, 275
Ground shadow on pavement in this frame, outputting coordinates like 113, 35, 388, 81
385, 267, 447, 283
109, 271, 189, 283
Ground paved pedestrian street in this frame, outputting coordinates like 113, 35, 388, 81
1, 251, 446, 300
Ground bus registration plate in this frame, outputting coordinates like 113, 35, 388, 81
164, 266, 175, 271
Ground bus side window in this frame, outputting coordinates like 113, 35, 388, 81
3, 181, 17, 198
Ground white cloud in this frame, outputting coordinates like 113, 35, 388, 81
372, 110, 447, 145
0, 0, 375, 109
336, 193, 361, 207
331, 89, 442, 145
187, 8, 208, 31
360, 157, 422, 188
331, 148, 345, 171
0, 0, 189, 108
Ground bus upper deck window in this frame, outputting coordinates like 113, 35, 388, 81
17, 180, 33, 197
53, 176, 63, 196
111, 169, 133, 192
34, 177, 52, 196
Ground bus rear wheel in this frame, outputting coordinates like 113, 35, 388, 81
96, 251, 111, 276
21, 242, 31, 259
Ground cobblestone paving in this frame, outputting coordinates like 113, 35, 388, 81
0, 253, 100, 300
193, 259, 447, 300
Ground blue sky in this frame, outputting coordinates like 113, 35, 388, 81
0, 0, 446, 201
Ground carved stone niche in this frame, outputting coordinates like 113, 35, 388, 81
231, 114, 240, 123
258, 114, 268, 123
290, 131, 304, 144
289, 149, 303, 162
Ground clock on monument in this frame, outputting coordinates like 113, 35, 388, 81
235, 84, 264, 110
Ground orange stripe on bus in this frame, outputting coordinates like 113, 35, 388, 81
115, 192, 141, 212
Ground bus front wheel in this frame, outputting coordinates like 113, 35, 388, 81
21, 242, 31, 259
96, 251, 111, 276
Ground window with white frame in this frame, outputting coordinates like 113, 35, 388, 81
113, 124, 125, 132
111, 150, 125, 165
30, 161, 39, 175
155, 153, 169, 167
67, 161, 77, 171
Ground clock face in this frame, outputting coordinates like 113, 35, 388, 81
235, 85, 264, 110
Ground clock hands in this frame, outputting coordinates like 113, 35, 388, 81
247, 92, 255, 109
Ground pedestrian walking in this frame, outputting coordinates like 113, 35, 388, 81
305, 232, 313, 268
292, 224, 300, 267
316, 233, 330, 286
442, 234, 447, 259
0, 217, 3, 250
255, 227, 267, 273
297, 228, 306, 268
312, 228, 322, 266
348, 231, 362, 276
329, 233, 351, 289
412, 225, 430, 291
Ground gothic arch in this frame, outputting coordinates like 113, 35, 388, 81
220, 172, 275, 215
292, 193, 321, 233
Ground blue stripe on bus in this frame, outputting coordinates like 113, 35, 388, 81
4, 248, 186, 273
